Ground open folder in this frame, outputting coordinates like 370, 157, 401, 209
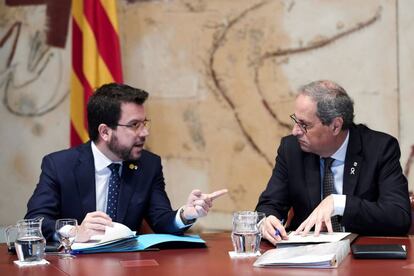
71, 222, 206, 254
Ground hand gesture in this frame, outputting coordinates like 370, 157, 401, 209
182, 189, 228, 220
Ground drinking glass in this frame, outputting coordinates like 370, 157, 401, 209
231, 211, 265, 255
5, 217, 46, 263
55, 219, 78, 259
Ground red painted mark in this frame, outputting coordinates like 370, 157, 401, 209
6, 0, 71, 48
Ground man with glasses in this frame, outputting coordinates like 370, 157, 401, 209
25, 83, 227, 241
256, 80, 411, 245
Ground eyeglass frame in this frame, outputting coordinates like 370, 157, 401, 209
289, 114, 309, 133
116, 119, 150, 132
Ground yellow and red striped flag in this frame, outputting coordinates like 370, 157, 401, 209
70, 0, 123, 146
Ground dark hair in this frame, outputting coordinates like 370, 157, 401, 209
87, 83, 149, 141
298, 80, 354, 130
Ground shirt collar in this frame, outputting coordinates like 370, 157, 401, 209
91, 142, 122, 172
330, 130, 350, 162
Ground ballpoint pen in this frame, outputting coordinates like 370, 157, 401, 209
275, 219, 285, 237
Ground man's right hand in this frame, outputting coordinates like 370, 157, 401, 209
260, 215, 288, 245
75, 211, 113, 242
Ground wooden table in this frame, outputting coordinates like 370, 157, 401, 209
1, 233, 413, 275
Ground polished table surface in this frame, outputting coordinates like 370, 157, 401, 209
1, 233, 414, 275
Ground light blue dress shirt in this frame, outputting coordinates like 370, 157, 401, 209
319, 131, 349, 216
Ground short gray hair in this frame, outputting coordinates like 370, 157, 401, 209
298, 80, 354, 129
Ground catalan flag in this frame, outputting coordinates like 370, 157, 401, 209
70, 0, 123, 146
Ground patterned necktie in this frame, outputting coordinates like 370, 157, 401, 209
323, 158, 342, 232
106, 163, 121, 221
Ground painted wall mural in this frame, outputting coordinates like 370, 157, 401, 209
1, 0, 413, 232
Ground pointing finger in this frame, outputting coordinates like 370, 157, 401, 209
208, 189, 228, 200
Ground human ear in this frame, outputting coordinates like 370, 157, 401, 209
332, 117, 343, 135
98, 124, 111, 142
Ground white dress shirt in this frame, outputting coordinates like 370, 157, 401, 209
91, 142, 122, 212
91, 142, 190, 228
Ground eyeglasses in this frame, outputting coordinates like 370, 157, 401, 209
117, 119, 150, 132
290, 114, 309, 133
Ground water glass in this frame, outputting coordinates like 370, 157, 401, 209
231, 211, 265, 254
5, 217, 46, 263
55, 219, 78, 259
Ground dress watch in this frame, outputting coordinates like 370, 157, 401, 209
179, 208, 196, 225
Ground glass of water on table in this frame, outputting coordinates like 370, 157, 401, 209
55, 218, 78, 259
231, 211, 265, 256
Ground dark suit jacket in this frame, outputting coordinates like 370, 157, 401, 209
25, 142, 186, 241
256, 124, 411, 235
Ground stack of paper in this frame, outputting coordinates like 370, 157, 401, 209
253, 239, 351, 268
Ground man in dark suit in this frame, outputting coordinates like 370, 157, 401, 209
256, 80, 411, 245
25, 83, 227, 241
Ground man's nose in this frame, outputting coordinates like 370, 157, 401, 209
139, 127, 149, 137
291, 123, 303, 137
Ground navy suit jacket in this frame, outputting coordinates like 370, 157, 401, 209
256, 124, 411, 235
25, 142, 185, 241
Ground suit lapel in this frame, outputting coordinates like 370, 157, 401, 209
343, 126, 363, 195
74, 143, 96, 215
304, 153, 322, 210
117, 160, 142, 222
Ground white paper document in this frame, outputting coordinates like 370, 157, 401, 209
277, 231, 351, 244
72, 222, 136, 250
254, 239, 351, 268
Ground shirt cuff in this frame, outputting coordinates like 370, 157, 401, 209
175, 206, 196, 229
332, 194, 346, 216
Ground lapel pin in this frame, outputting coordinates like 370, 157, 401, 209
353, 162, 358, 167
128, 164, 138, 170
350, 167, 355, 175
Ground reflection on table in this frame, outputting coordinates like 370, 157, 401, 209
1, 232, 413, 276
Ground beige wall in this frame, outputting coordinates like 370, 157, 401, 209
1, 0, 413, 232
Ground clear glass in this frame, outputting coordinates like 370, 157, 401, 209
231, 211, 265, 255
55, 218, 78, 259
5, 217, 46, 263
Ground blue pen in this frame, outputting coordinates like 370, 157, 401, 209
275, 219, 285, 237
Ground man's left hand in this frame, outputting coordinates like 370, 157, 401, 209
182, 189, 228, 220
295, 195, 334, 236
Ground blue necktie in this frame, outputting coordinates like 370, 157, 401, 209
107, 163, 121, 221
323, 158, 342, 232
